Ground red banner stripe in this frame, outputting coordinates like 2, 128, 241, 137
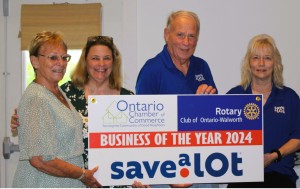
89, 130, 262, 148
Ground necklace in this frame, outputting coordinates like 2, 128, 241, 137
251, 84, 272, 94
251, 84, 272, 105
252, 88, 272, 94
34, 80, 70, 108
46, 86, 70, 108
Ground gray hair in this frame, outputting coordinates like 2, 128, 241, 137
166, 10, 200, 35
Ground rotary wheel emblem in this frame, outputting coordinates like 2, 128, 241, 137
244, 103, 260, 120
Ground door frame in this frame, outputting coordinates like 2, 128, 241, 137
0, 0, 23, 187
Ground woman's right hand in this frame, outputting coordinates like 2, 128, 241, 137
11, 108, 19, 132
81, 166, 102, 188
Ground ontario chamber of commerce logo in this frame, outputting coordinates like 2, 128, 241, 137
102, 100, 166, 126
103, 101, 128, 124
243, 103, 260, 120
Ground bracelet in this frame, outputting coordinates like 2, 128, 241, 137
271, 149, 282, 162
77, 168, 86, 180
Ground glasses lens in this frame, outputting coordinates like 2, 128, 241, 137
49, 55, 59, 61
62, 55, 71, 62
45, 54, 71, 62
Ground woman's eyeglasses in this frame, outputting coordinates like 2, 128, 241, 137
38, 54, 71, 62
87, 36, 113, 45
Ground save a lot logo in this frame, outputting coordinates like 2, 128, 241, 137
111, 152, 243, 180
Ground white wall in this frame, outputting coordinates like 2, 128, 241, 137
100, 0, 137, 92
136, 0, 300, 95
2, 0, 299, 97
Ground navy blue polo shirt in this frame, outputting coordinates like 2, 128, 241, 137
136, 44, 217, 94
227, 84, 300, 183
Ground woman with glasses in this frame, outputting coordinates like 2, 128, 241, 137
12, 31, 101, 188
11, 34, 133, 188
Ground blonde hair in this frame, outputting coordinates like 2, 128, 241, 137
29, 31, 67, 56
240, 34, 284, 89
71, 36, 122, 90
29, 31, 67, 73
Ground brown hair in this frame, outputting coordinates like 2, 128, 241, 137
70, 36, 122, 90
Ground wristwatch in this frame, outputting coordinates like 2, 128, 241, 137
271, 149, 282, 162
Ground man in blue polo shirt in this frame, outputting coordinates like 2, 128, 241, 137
135, 10, 218, 188
136, 10, 217, 95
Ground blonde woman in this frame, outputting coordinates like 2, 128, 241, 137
227, 34, 300, 188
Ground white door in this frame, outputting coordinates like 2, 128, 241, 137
0, 0, 23, 187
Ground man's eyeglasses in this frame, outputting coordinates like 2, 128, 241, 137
38, 54, 71, 62
87, 36, 113, 45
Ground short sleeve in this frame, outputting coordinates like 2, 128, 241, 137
135, 61, 160, 94
290, 94, 300, 139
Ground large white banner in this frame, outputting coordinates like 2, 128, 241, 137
88, 95, 263, 185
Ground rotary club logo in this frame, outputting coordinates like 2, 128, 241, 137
244, 103, 260, 120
